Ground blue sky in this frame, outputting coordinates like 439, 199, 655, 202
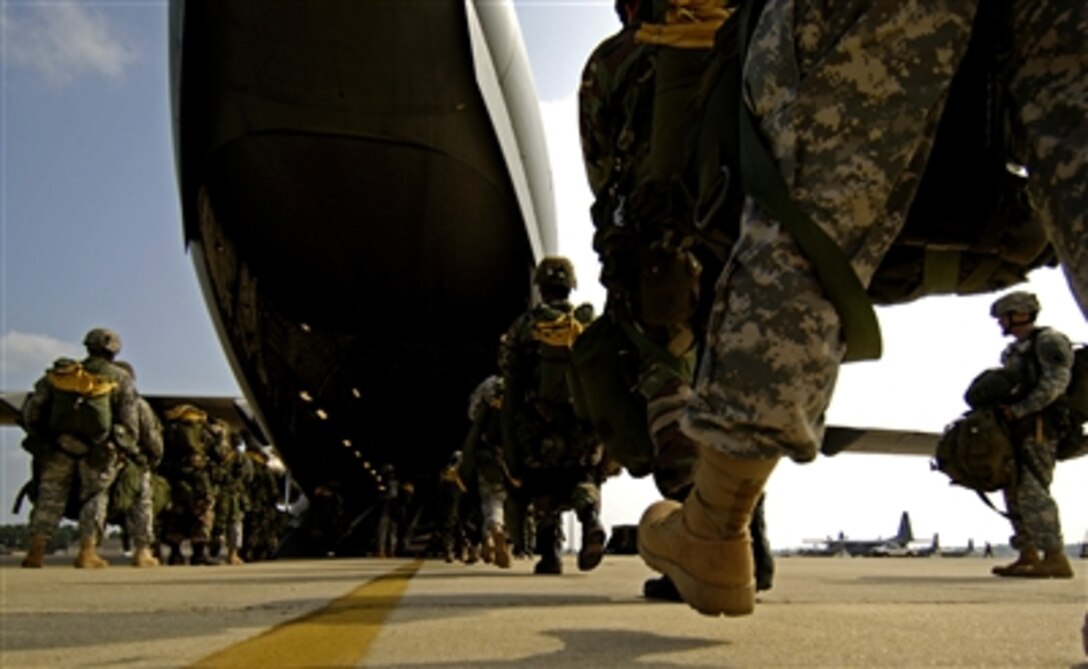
1, 1, 1085, 550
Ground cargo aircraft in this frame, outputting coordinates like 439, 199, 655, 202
2, 0, 945, 556
802, 511, 921, 557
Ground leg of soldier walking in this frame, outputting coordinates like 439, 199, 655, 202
1008, 1, 1088, 317
478, 473, 511, 568
993, 480, 1038, 575
190, 491, 220, 565
573, 477, 606, 572
750, 494, 774, 591
506, 491, 529, 558
1007, 435, 1070, 578
227, 516, 245, 565
641, 0, 979, 617
24, 451, 78, 568
533, 499, 563, 575
129, 467, 159, 567
74, 453, 119, 568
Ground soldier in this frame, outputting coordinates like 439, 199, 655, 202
579, 0, 775, 599
986, 291, 1074, 579
462, 375, 515, 568
20, 327, 139, 568
435, 452, 479, 563
159, 406, 229, 565
500, 256, 606, 575
241, 448, 288, 562
110, 360, 165, 568
213, 430, 255, 565
637, 0, 1088, 618
375, 463, 401, 558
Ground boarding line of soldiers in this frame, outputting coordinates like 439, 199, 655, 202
17, 327, 285, 568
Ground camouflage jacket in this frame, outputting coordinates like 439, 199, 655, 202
579, 23, 655, 221
1000, 326, 1074, 420
134, 397, 164, 467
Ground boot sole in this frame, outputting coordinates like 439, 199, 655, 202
639, 541, 754, 617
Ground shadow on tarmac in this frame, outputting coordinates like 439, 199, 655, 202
360, 628, 728, 669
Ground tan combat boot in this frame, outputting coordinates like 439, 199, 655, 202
132, 546, 160, 567
991, 548, 1039, 577
1019, 547, 1074, 579
638, 447, 777, 617
21, 535, 47, 568
227, 548, 245, 566
73, 536, 109, 569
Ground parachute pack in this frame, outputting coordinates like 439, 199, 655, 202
530, 304, 592, 414
162, 404, 209, 467
681, 0, 1054, 361
45, 358, 117, 445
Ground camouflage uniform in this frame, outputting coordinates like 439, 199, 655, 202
215, 445, 255, 564
22, 348, 138, 556
997, 325, 1070, 551
500, 259, 606, 574
579, 5, 713, 500
241, 452, 286, 562
126, 396, 164, 556
160, 410, 230, 564
580, 3, 776, 594
681, 0, 1088, 464
462, 376, 515, 566
634, 0, 1087, 615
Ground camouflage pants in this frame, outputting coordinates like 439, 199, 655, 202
523, 468, 601, 529
683, 0, 1088, 461
477, 472, 507, 534
29, 448, 119, 542
165, 485, 216, 544
1004, 436, 1062, 550
124, 467, 155, 549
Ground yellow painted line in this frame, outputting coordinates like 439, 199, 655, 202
191, 561, 421, 668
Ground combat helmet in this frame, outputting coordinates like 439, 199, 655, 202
83, 327, 122, 355
990, 291, 1040, 318
534, 256, 577, 291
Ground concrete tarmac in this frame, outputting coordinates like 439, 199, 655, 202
1, 552, 1084, 668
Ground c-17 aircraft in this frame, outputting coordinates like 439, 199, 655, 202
1, 1, 945, 556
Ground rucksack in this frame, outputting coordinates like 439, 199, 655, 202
45, 358, 116, 444
530, 303, 592, 416
1022, 332, 1088, 461
1055, 344, 1088, 460
162, 404, 209, 468
686, 0, 1054, 362
933, 408, 1018, 493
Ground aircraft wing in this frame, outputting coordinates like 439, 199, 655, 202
1, 391, 270, 448
822, 425, 940, 457
0, 393, 28, 428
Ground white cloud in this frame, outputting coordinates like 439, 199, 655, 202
2, 4, 136, 87
0, 330, 81, 381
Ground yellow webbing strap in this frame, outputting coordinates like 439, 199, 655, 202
532, 312, 586, 349
164, 404, 208, 424
636, 0, 734, 49
47, 364, 117, 397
